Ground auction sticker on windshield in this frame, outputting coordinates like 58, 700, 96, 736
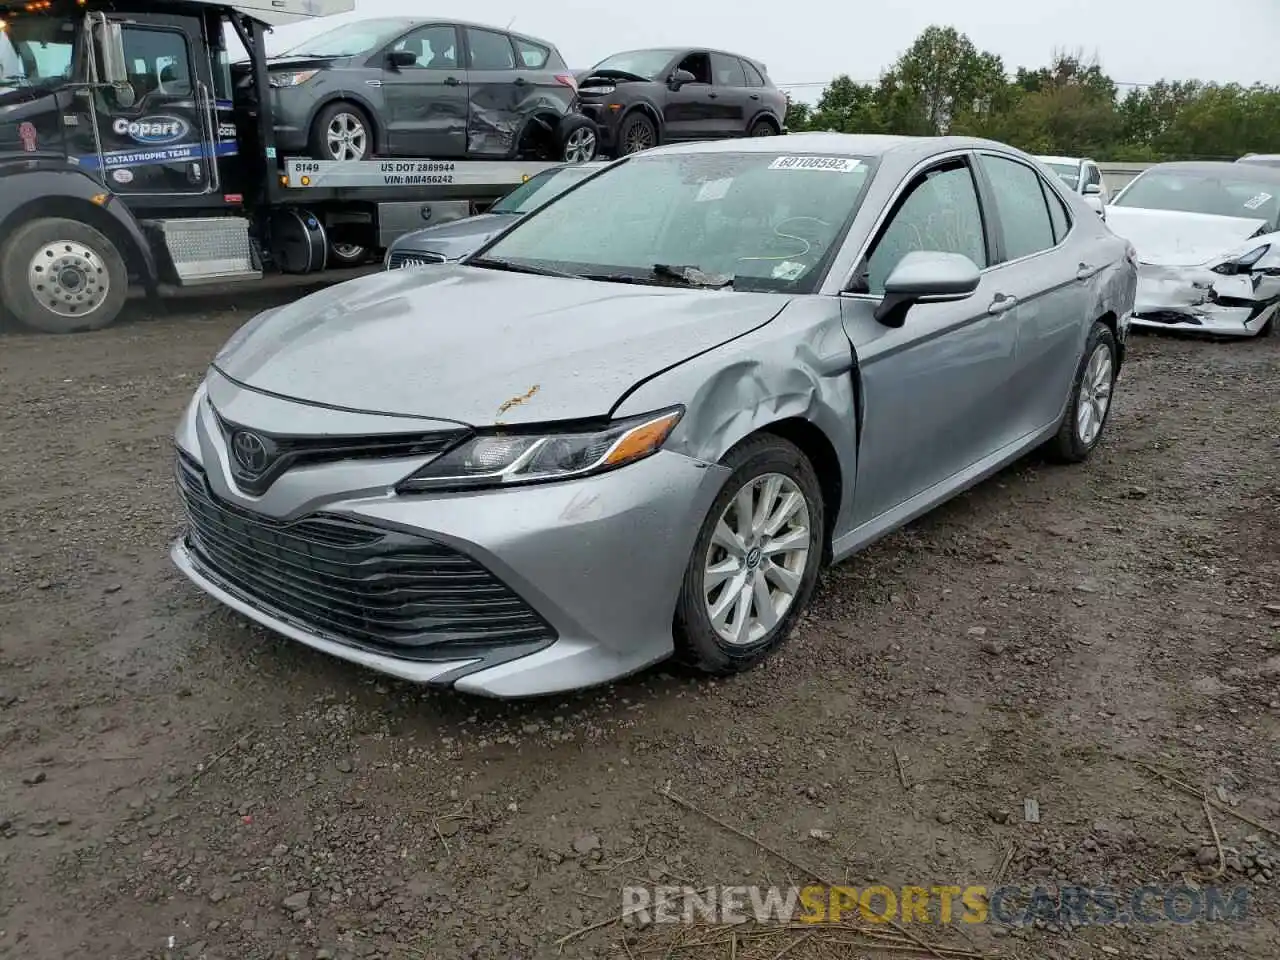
1243, 192, 1273, 210
769, 156, 862, 172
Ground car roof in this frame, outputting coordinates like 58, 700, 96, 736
643, 133, 1036, 165
1138, 160, 1280, 182
397, 18, 560, 47
601, 46, 762, 63
1037, 155, 1090, 165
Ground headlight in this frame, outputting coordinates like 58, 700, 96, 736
397, 407, 683, 493
1212, 243, 1270, 275
269, 70, 318, 88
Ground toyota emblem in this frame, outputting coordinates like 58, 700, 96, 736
231, 430, 271, 474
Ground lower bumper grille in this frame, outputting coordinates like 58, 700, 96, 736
176, 453, 556, 660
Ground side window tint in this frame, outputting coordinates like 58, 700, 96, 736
1086, 165, 1102, 187
394, 26, 458, 70
865, 164, 988, 296
710, 52, 746, 87
466, 28, 515, 71
1045, 183, 1071, 243
740, 59, 764, 87
978, 154, 1056, 260
514, 37, 549, 69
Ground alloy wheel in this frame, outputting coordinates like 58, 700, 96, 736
1076, 342, 1113, 446
563, 127, 597, 163
326, 113, 368, 161
625, 124, 654, 154
27, 240, 110, 319
703, 473, 811, 647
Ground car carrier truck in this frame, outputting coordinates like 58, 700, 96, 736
0, 0, 575, 333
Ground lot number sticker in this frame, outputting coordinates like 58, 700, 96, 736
769, 156, 862, 172
1243, 192, 1273, 210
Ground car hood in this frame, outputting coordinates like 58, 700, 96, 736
390, 213, 515, 259
212, 264, 791, 425
1103, 206, 1270, 266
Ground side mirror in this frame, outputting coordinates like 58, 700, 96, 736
668, 68, 696, 90
1082, 182, 1102, 196
387, 50, 417, 69
96, 19, 128, 85
872, 251, 981, 328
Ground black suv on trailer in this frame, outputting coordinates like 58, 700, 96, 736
576, 47, 787, 156
250, 17, 598, 163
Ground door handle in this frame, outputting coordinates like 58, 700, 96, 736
987, 293, 1018, 315
750, 93, 760, 100
444, 76, 460, 86
513, 77, 527, 86
707, 92, 718, 98
1076, 262, 1097, 279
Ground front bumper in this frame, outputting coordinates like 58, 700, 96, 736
576, 103, 619, 152
170, 386, 726, 698
1131, 262, 1280, 337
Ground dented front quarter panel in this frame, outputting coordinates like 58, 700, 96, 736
612, 297, 859, 534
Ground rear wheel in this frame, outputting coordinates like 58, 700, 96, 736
749, 118, 778, 137
309, 102, 372, 161
674, 435, 824, 676
1044, 321, 1118, 463
618, 112, 657, 155
557, 115, 599, 163
328, 241, 369, 266
0, 217, 128, 334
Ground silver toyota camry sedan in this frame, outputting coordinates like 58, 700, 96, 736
171, 133, 1137, 698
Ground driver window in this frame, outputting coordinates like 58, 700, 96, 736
120, 26, 191, 98
863, 162, 988, 296
394, 25, 457, 69
676, 52, 711, 84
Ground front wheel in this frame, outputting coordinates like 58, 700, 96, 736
1044, 320, 1118, 463
617, 112, 657, 155
309, 102, 372, 162
674, 434, 824, 676
0, 217, 128, 333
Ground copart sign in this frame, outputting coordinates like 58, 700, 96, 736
112, 115, 190, 145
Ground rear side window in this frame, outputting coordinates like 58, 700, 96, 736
466, 28, 515, 70
1084, 164, 1102, 187
710, 52, 746, 87
978, 154, 1057, 261
1045, 183, 1072, 243
864, 161, 988, 296
513, 37, 549, 69
740, 59, 764, 87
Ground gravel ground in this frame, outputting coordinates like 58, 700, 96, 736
1, 290, 1278, 960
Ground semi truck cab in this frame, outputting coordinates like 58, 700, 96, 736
0, 0, 571, 333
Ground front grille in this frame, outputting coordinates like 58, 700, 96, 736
176, 452, 557, 660
212, 411, 467, 496
386, 249, 446, 270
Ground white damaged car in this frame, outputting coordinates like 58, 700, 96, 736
1105, 161, 1280, 337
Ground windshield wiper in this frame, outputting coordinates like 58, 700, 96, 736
467, 257, 582, 279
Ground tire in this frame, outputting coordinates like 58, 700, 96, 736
1044, 320, 1118, 463
328, 241, 369, 266
674, 434, 825, 676
749, 118, 778, 137
309, 102, 372, 161
0, 217, 128, 334
617, 112, 658, 155
557, 115, 599, 163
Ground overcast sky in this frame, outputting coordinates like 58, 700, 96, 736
262, 0, 1280, 103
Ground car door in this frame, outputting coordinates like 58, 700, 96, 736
462, 26, 523, 158
838, 154, 1019, 527
708, 52, 750, 136
738, 57, 773, 125
381, 24, 467, 157
662, 51, 716, 140
972, 151, 1093, 440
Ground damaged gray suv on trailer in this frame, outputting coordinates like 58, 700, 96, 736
171, 134, 1136, 698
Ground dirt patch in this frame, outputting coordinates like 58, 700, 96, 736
1, 298, 1278, 960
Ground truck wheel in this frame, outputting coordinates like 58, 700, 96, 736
328, 242, 369, 266
310, 102, 372, 161
0, 217, 128, 334
557, 115, 598, 163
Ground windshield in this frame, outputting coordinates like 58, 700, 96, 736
277, 18, 413, 58
0, 16, 75, 93
490, 166, 600, 214
476, 151, 875, 294
1044, 162, 1080, 188
591, 49, 678, 80
1114, 169, 1280, 225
